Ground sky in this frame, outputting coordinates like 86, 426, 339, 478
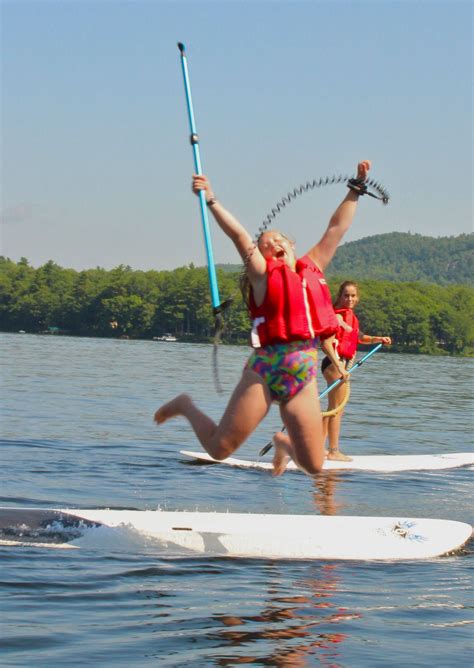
1, 0, 472, 271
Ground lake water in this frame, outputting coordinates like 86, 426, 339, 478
1, 332, 473, 667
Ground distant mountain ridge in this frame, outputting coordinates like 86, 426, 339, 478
217, 232, 473, 285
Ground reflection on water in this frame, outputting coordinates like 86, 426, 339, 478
211, 570, 355, 667
311, 472, 344, 516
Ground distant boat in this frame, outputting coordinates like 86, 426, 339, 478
153, 334, 178, 342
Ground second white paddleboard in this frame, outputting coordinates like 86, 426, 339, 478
180, 450, 474, 473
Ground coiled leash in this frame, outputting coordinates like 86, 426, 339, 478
257, 175, 389, 239
321, 354, 355, 419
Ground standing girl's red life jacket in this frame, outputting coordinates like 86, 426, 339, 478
335, 307, 360, 358
248, 255, 339, 348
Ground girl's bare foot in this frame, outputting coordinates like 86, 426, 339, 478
271, 436, 291, 477
154, 393, 192, 425
327, 449, 353, 462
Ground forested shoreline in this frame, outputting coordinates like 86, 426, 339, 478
1, 257, 472, 356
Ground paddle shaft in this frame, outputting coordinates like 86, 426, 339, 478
177, 42, 221, 312
320, 343, 382, 399
259, 343, 383, 456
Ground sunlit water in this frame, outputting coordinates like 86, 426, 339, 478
1, 333, 473, 667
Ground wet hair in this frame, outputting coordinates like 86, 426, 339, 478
239, 269, 252, 309
258, 229, 294, 246
334, 280, 359, 308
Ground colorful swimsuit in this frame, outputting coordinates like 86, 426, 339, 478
245, 339, 318, 403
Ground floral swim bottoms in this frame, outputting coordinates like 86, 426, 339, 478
245, 339, 318, 403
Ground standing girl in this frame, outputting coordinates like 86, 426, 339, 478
322, 281, 392, 461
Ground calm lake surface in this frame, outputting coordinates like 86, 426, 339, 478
1, 332, 473, 667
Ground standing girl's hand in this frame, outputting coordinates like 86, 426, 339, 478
367, 335, 392, 345
192, 174, 215, 202
337, 362, 350, 382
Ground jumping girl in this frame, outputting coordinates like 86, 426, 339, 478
155, 161, 371, 476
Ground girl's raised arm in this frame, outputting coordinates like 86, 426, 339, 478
192, 175, 266, 278
306, 160, 371, 271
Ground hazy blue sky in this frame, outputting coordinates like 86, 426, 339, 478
2, 0, 472, 271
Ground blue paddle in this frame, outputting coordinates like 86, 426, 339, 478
177, 42, 231, 391
259, 343, 383, 456
177, 43, 229, 315
178, 42, 232, 392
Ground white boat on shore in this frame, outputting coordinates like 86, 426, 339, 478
153, 334, 178, 342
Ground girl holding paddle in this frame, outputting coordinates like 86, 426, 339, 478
155, 160, 371, 476
321, 280, 392, 462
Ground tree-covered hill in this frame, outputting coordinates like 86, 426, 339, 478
327, 232, 473, 284
217, 233, 473, 285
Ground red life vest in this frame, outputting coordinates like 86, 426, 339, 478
249, 255, 339, 347
335, 308, 360, 359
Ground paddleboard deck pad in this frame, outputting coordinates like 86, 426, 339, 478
180, 450, 474, 473
0, 507, 471, 560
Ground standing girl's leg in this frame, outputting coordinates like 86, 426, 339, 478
322, 364, 352, 461
155, 370, 272, 460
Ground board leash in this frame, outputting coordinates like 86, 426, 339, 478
320, 354, 355, 419
256, 175, 389, 239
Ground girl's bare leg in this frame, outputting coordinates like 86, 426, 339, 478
322, 366, 352, 462
278, 379, 325, 476
326, 407, 352, 461
321, 415, 329, 453
154, 370, 272, 460
321, 363, 341, 454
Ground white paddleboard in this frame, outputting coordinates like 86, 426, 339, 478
180, 450, 474, 473
0, 507, 471, 560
